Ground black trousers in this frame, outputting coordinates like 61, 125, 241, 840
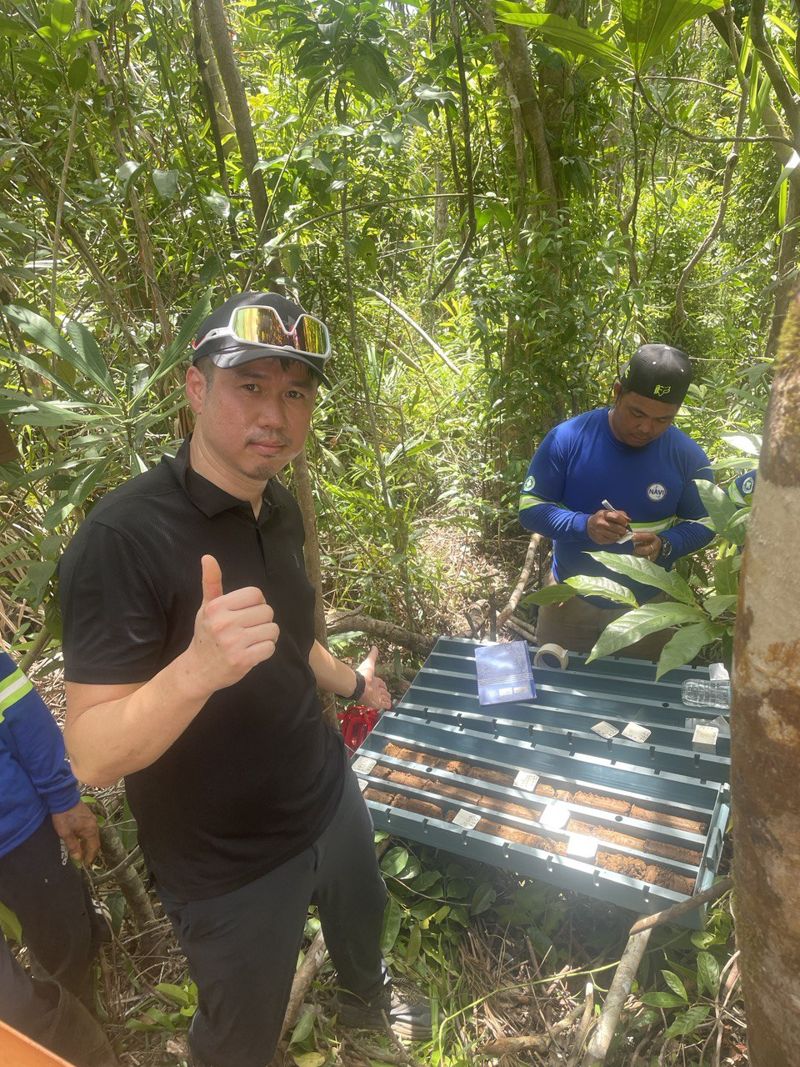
0, 816, 99, 1032
160, 768, 388, 1067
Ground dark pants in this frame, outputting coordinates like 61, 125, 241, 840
0, 935, 59, 1039
160, 769, 388, 1067
0, 816, 100, 1002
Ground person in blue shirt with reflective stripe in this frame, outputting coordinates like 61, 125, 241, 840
0, 651, 117, 1066
519, 345, 715, 657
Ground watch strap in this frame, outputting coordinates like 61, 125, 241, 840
349, 669, 366, 702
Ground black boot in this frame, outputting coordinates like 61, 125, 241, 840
336, 968, 432, 1041
38, 979, 119, 1067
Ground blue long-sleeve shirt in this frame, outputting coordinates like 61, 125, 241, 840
0, 652, 80, 858
519, 408, 715, 604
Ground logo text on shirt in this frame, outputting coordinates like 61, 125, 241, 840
647, 482, 667, 501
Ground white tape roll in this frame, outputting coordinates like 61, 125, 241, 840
533, 642, 569, 670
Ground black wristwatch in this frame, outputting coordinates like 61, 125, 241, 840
349, 670, 366, 702
657, 536, 674, 564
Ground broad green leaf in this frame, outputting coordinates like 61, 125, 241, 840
154, 982, 192, 1007
0, 396, 101, 426
67, 55, 89, 90
587, 602, 706, 663
288, 1008, 316, 1046
63, 319, 115, 394
619, 0, 723, 72
590, 551, 698, 605
655, 621, 724, 680
661, 969, 688, 1002
496, 7, 629, 72
380, 896, 403, 953
520, 582, 577, 606
564, 575, 638, 607
639, 991, 687, 1009
0, 900, 21, 942
665, 1004, 710, 1038
713, 553, 739, 596
721, 432, 761, 457
697, 951, 720, 996
703, 594, 737, 619
470, 883, 496, 915
381, 846, 410, 877
50, 0, 75, 35
721, 508, 749, 547
695, 480, 736, 537
0, 15, 28, 37
4, 348, 87, 403
405, 922, 422, 964
153, 168, 179, 199
292, 1053, 325, 1067
204, 190, 230, 219
5, 304, 82, 368
116, 159, 145, 197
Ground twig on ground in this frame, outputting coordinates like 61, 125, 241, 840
505, 615, 539, 643
280, 930, 328, 1039
566, 980, 595, 1067
477, 1001, 583, 1055
580, 929, 652, 1067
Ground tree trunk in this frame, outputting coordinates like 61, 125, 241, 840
201, 0, 270, 230
732, 288, 800, 1066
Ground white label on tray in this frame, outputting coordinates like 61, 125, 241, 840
567, 834, 598, 860
514, 770, 540, 792
621, 723, 651, 743
540, 800, 571, 830
352, 756, 377, 774
692, 724, 719, 748
452, 808, 481, 830
591, 720, 619, 739
358, 778, 368, 793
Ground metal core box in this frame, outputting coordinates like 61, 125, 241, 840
352, 637, 730, 928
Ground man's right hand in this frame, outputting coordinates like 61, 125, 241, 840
190, 554, 280, 691
587, 508, 632, 545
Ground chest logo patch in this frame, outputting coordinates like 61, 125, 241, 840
523, 475, 535, 491
647, 482, 667, 502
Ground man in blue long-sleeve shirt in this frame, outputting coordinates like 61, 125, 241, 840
0, 650, 117, 1065
519, 345, 714, 657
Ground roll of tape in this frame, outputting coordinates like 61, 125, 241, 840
534, 642, 569, 670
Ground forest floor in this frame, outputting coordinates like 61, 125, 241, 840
23, 526, 747, 1067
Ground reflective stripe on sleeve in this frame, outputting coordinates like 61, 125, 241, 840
0, 668, 34, 724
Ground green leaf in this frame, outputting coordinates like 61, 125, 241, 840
0, 15, 29, 38
694, 480, 736, 538
697, 951, 720, 996
63, 318, 115, 394
381, 846, 411, 877
655, 621, 724, 680
288, 1007, 316, 1046
721, 432, 761, 457
590, 551, 698, 605
619, 0, 723, 72
155, 982, 192, 1007
50, 0, 75, 35
520, 582, 577, 606
292, 1054, 325, 1067
496, 7, 629, 72
153, 168, 179, 199
116, 159, 146, 198
703, 594, 737, 620
587, 602, 706, 663
0, 397, 101, 426
405, 922, 422, 964
470, 883, 496, 915
661, 969, 689, 1002
380, 896, 403, 953
67, 55, 89, 90
6, 304, 81, 368
665, 1004, 710, 1038
204, 190, 230, 219
564, 575, 638, 607
135, 290, 212, 398
639, 991, 687, 1009
0, 900, 21, 942
713, 553, 739, 597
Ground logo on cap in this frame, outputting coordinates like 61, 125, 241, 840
653, 383, 672, 398
647, 483, 667, 501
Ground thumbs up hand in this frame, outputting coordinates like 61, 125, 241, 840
356, 645, 391, 711
191, 554, 280, 692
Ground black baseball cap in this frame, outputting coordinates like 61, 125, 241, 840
192, 291, 332, 387
619, 344, 692, 406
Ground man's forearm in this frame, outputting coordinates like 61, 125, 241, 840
519, 501, 589, 542
65, 647, 215, 787
308, 640, 357, 698
666, 518, 715, 559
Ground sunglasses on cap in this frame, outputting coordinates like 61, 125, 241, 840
193, 304, 331, 361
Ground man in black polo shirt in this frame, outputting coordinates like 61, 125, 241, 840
59, 292, 430, 1067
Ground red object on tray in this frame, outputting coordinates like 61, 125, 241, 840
337, 704, 381, 752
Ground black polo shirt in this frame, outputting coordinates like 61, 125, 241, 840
59, 439, 345, 900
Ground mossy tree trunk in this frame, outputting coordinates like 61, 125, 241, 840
732, 289, 800, 1065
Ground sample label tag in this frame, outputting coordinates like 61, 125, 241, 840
358, 778, 368, 793
692, 724, 719, 751
452, 808, 481, 830
567, 834, 598, 860
352, 756, 377, 775
540, 800, 571, 830
514, 770, 540, 792
621, 723, 651, 743
591, 721, 619, 739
